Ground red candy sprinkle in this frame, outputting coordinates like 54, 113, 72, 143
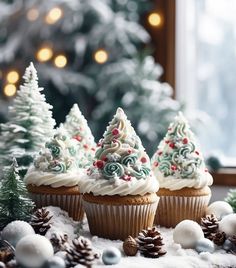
73, 135, 82, 142
169, 143, 175, 149
112, 128, 119, 136
154, 161, 159, 167
140, 157, 147, 163
91, 147, 96, 151
183, 138, 188, 144
165, 140, 170, 144
171, 165, 177, 171
195, 151, 199, 155
83, 144, 88, 149
158, 151, 162, 156
122, 175, 132, 181
96, 160, 104, 169
127, 149, 132, 154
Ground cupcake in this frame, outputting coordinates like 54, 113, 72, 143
151, 112, 213, 227
80, 108, 159, 240
60, 103, 96, 168
24, 130, 86, 221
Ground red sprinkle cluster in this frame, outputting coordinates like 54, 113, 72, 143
95, 160, 104, 169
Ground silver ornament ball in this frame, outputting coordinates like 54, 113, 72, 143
195, 238, 215, 253
45, 256, 66, 268
102, 247, 121, 265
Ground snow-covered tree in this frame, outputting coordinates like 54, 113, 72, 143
0, 0, 181, 154
61, 104, 96, 168
0, 158, 35, 230
0, 63, 55, 176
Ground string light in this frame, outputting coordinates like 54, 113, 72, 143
27, 8, 39, 21
54, 55, 67, 68
36, 47, 53, 62
6, 70, 19, 84
45, 7, 63, 24
94, 49, 108, 64
148, 12, 162, 27
3, 84, 17, 97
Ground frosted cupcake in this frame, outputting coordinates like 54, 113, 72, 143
80, 108, 159, 240
60, 103, 96, 168
24, 130, 86, 221
151, 112, 213, 227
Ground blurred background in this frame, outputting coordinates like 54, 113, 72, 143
0, 0, 235, 191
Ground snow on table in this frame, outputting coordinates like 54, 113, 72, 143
47, 207, 236, 268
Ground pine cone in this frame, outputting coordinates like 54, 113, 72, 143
50, 233, 69, 253
0, 249, 14, 264
212, 231, 226, 246
123, 236, 138, 256
136, 227, 166, 258
30, 208, 53, 235
66, 236, 99, 268
200, 214, 219, 240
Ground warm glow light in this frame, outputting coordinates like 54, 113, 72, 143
4, 84, 17, 97
27, 8, 39, 21
54, 55, 67, 68
6, 71, 19, 84
94, 49, 108, 64
36, 47, 53, 62
148, 12, 162, 27
45, 7, 63, 24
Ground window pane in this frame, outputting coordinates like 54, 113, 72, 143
176, 0, 236, 166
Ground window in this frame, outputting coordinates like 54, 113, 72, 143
176, 0, 236, 167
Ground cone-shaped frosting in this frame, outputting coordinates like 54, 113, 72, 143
80, 108, 159, 196
151, 112, 213, 191
24, 128, 85, 188
61, 104, 96, 168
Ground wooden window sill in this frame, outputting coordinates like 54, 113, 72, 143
211, 168, 236, 186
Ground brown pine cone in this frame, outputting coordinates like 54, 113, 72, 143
136, 227, 166, 258
200, 214, 219, 240
30, 208, 53, 235
0, 249, 14, 264
123, 236, 138, 256
66, 236, 99, 268
50, 233, 69, 253
212, 231, 226, 246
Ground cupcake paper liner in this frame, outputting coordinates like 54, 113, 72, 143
30, 192, 84, 221
155, 194, 211, 228
83, 199, 159, 240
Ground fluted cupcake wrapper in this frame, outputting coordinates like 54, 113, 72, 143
29, 192, 84, 221
83, 199, 159, 240
155, 194, 211, 228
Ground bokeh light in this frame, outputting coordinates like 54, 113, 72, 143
6, 71, 19, 84
94, 49, 108, 64
4, 84, 17, 97
36, 47, 53, 62
148, 12, 162, 27
45, 7, 63, 24
54, 55, 67, 68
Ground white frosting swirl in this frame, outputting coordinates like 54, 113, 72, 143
153, 168, 213, 191
24, 167, 86, 188
79, 173, 159, 196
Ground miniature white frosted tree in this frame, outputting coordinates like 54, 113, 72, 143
0, 63, 56, 176
61, 104, 96, 168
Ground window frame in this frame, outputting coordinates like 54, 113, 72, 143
147, 0, 236, 185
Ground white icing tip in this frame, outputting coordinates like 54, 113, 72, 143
115, 107, 126, 118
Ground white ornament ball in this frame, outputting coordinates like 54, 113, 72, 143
218, 213, 236, 236
45, 256, 66, 268
15, 234, 54, 268
195, 238, 215, 253
102, 247, 121, 265
173, 220, 204, 249
2, 221, 35, 247
206, 201, 233, 220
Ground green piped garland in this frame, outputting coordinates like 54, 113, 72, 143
152, 112, 207, 179
34, 132, 77, 173
88, 108, 151, 181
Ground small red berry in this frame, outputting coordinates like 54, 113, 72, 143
183, 138, 188, 144
195, 151, 199, 155
83, 144, 88, 149
158, 151, 162, 156
154, 161, 159, 167
165, 140, 170, 144
169, 143, 175, 149
96, 160, 104, 169
127, 149, 132, 154
112, 128, 119, 136
140, 157, 147, 163
73, 135, 82, 142
171, 165, 177, 171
